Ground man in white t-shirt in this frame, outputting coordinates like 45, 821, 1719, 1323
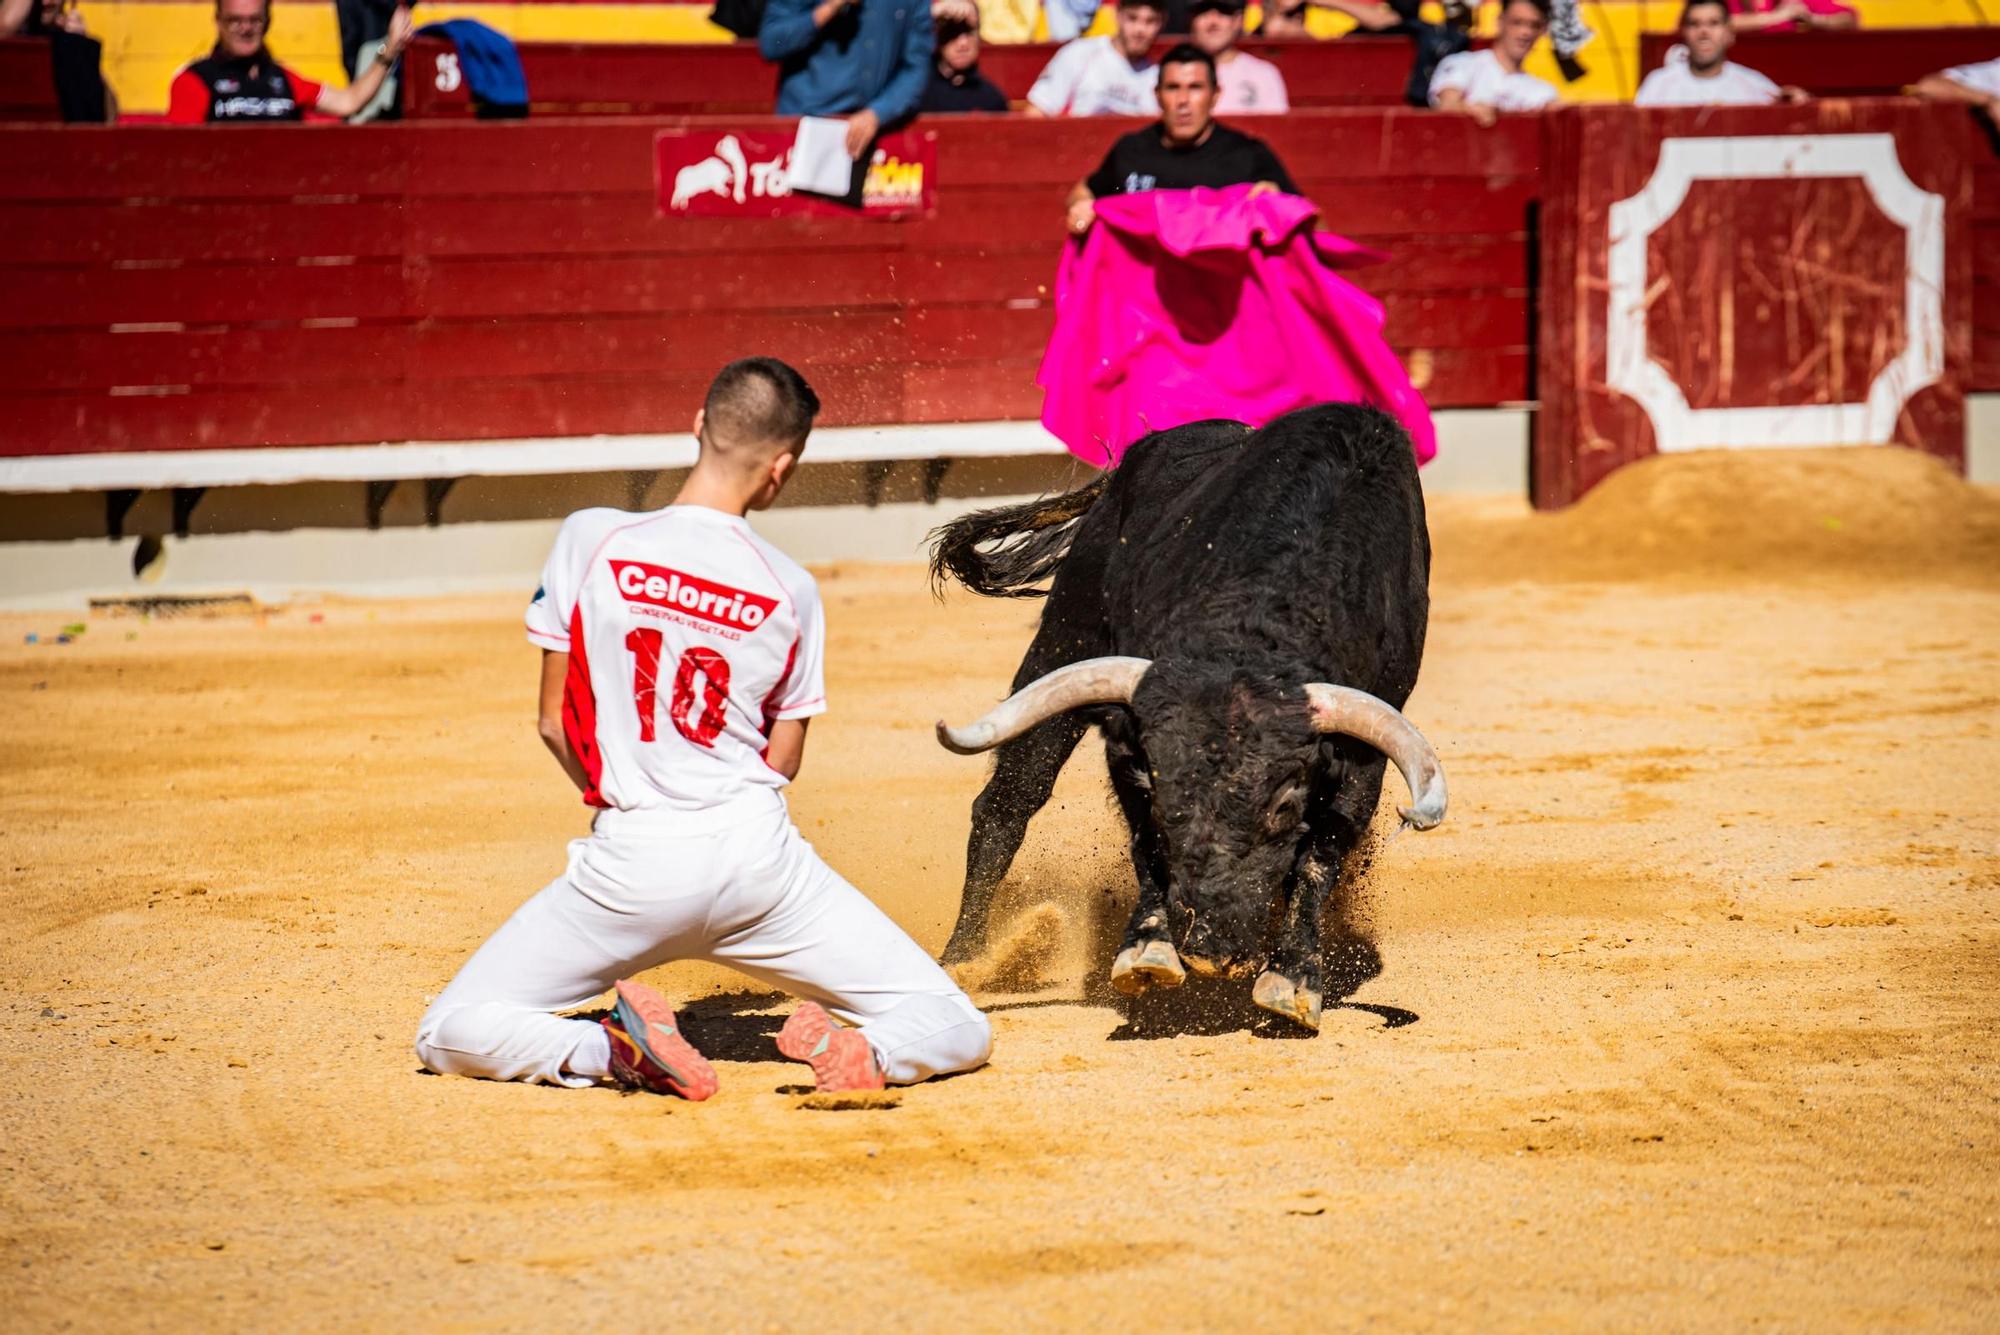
1635, 0, 1802, 107
1428, 0, 1558, 127
1914, 56, 2000, 127
414, 358, 992, 1099
1189, 0, 1287, 115
1027, 0, 1164, 117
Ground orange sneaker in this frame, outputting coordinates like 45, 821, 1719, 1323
603, 979, 718, 1101
776, 1002, 885, 1092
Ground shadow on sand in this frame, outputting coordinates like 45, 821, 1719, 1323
1102, 932, 1418, 1041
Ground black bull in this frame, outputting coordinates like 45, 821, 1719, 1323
927, 404, 1448, 1031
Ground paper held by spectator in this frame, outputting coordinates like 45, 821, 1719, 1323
787, 117, 855, 197
1038, 184, 1437, 469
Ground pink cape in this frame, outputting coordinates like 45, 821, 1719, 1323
1037, 184, 1437, 468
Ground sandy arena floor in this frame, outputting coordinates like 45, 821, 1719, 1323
3, 448, 1998, 1330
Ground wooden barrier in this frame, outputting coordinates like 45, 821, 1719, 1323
1535, 99, 1972, 508
1637, 28, 2000, 96
3, 100, 1988, 508
1636, 28, 2000, 415
0, 108, 1536, 468
401, 36, 1416, 118
0, 39, 63, 123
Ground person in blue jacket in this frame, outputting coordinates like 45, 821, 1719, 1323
760, 0, 933, 162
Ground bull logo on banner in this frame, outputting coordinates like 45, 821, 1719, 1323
670, 135, 750, 210
655, 127, 937, 221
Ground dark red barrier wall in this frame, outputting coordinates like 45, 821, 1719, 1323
0, 109, 1536, 458
402, 36, 1414, 118
1637, 28, 2000, 95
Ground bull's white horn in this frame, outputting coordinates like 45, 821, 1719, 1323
1302, 683, 1448, 830
936, 656, 1151, 755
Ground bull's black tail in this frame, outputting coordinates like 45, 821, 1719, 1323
928, 474, 1110, 600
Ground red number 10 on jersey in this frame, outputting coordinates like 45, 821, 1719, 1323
626, 628, 731, 748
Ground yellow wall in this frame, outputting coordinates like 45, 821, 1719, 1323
80, 0, 2000, 115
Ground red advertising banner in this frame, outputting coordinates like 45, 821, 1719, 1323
655, 125, 937, 221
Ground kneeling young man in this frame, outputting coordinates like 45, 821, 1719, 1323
415, 358, 992, 1099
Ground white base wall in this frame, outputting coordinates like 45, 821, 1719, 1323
0, 408, 1528, 610
1970, 393, 2000, 485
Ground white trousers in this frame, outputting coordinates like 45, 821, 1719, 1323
414, 800, 991, 1088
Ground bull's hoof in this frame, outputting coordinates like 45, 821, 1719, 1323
1110, 939, 1186, 994
1253, 969, 1323, 1032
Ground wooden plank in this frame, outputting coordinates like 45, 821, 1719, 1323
0, 386, 409, 455
407, 310, 915, 379
0, 259, 408, 328
0, 199, 407, 265
1974, 336, 2000, 393
1347, 237, 1529, 292
0, 126, 411, 201
1410, 346, 1530, 407
903, 360, 1045, 422
0, 325, 406, 393
1301, 179, 1539, 236
410, 252, 903, 319
1260, 114, 1543, 180
402, 363, 912, 440
1380, 293, 1527, 347
398, 121, 665, 198
406, 194, 883, 258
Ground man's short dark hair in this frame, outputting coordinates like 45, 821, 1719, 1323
1116, 0, 1167, 12
703, 357, 821, 448
1158, 43, 1217, 86
1501, 0, 1551, 17
1678, 0, 1729, 23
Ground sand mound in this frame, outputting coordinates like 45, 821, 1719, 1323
1436, 447, 2000, 586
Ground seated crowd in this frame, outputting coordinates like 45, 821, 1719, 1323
21, 0, 2000, 149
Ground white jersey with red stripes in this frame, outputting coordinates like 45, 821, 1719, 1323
525, 504, 826, 813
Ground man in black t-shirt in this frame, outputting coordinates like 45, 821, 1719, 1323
919, 0, 1008, 113
1064, 43, 1300, 237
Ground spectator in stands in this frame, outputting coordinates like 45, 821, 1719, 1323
1253, 0, 1473, 39
1, 0, 66, 37
168, 0, 411, 122
2, 0, 117, 121
334, 0, 400, 101
1252, 0, 1309, 37
1636, 0, 1804, 106
1189, 0, 1287, 114
922, 0, 1008, 112
1725, 0, 1855, 34
761, 0, 933, 161
1914, 58, 2000, 128
1064, 44, 1299, 235
1027, 0, 1164, 117
1044, 0, 1104, 43
1427, 0, 1556, 126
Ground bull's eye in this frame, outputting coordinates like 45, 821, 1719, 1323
1263, 782, 1306, 834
